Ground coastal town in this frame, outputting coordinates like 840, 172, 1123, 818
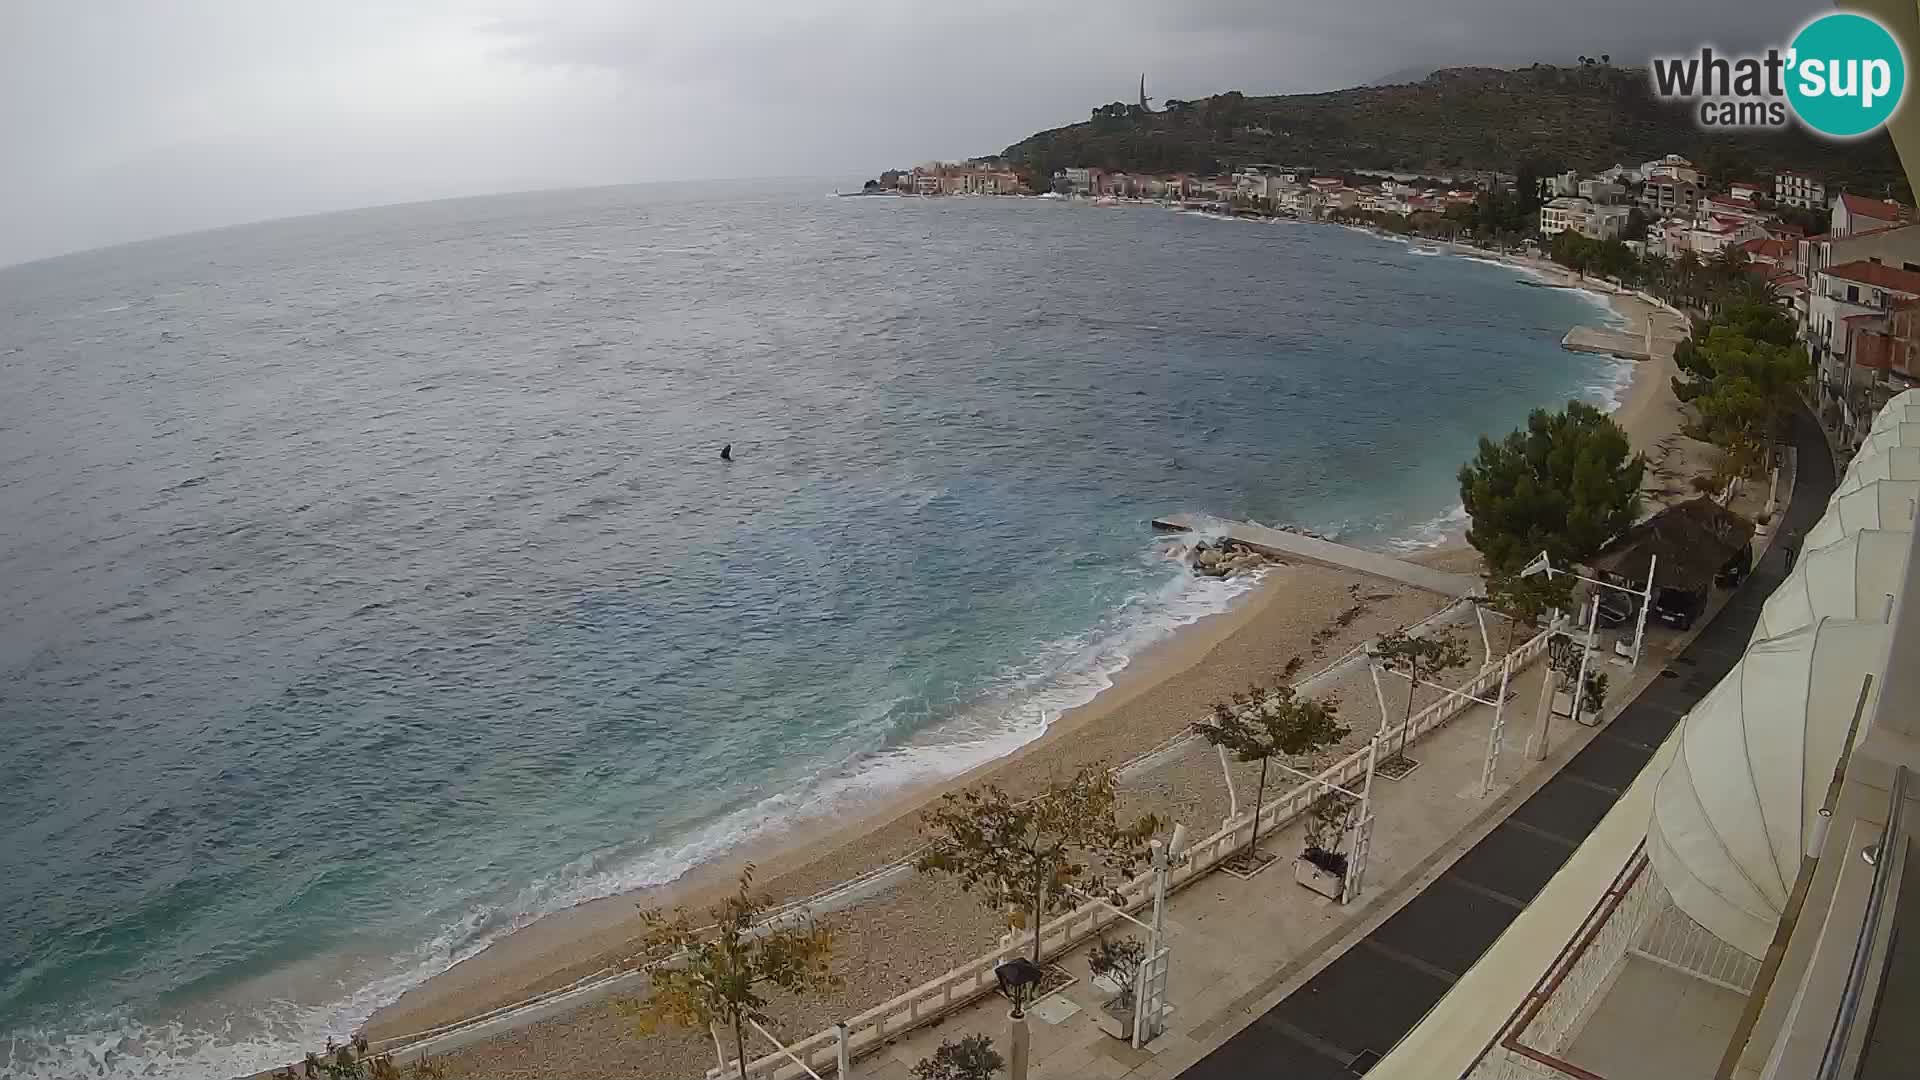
866, 152, 1919, 449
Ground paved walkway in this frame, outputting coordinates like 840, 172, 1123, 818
854, 658, 1561, 1080
1173, 405, 1834, 1078
1151, 514, 1481, 599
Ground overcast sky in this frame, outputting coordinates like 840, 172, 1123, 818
0, 0, 1820, 266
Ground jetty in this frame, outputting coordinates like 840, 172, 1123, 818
1563, 309, 1686, 362
1151, 513, 1481, 598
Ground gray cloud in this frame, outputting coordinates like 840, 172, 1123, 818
0, 0, 1820, 266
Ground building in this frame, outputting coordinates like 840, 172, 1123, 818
1639, 174, 1703, 220
1578, 178, 1625, 205
1540, 197, 1629, 241
1728, 180, 1764, 203
1776, 168, 1828, 209
1833, 192, 1908, 237
1659, 214, 1768, 257
1808, 259, 1920, 433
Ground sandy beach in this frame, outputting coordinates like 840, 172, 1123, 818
354, 261, 1707, 1080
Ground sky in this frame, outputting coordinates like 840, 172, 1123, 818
0, 0, 1822, 266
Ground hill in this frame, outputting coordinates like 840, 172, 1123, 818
1000, 64, 1909, 198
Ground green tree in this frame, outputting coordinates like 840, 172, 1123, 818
623, 869, 840, 1080
1191, 685, 1347, 858
1671, 301, 1809, 472
914, 1035, 1005, 1080
1373, 628, 1472, 764
916, 765, 1162, 966
1458, 401, 1646, 573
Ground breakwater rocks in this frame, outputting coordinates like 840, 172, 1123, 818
1190, 539, 1278, 578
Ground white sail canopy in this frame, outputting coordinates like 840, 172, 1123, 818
1649, 619, 1889, 958
1854, 423, 1920, 459
1804, 480, 1920, 548
1836, 445, 1920, 497
1752, 530, 1911, 641
1870, 403, 1920, 434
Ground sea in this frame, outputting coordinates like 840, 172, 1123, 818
0, 182, 1629, 1078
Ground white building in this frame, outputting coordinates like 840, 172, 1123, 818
1833, 192, 1908, 238
1541, 197, 1629, 240
1776, 169, 1828, 209
1578, 178, 1625, 205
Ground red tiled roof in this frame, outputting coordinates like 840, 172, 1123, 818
1840, 192, 1906, 220
1739, 237, 1792, 260
1823, 259, 1920, 294
1766, 221, 1808, 238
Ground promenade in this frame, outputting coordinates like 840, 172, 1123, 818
842, 409, 1828, 1080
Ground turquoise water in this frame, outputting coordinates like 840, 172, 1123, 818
0, 185, 1626, 1077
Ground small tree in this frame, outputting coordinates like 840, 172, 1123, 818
623, 868, 839, 1080
1302, 792, 1358, 875
1191, 684, 1346, 858
913, 1034, 1005, 1080
1087, 936, 1150, 1012
1549, 635, 1610, 722
1583, 670, 1610, 718
1374, 628, 1472, 764
916, 764, 1163, 966
1458, 401, 1646, 574
1482, 570, 1570, 656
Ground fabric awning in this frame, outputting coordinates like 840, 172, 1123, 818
1870, 403, 1920, 433
1753, 530, 1911, 641
1836, 444, 1920, 497
1853, 423, 1920, 460
1648, 619, 1889, 958
1804, 479, 1919, 548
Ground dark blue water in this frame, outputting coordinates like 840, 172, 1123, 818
0, 184, 1625, 1077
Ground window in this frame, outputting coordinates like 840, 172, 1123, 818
1849, 285, 1861, 303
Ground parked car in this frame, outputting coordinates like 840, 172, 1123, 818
1651, 586, 1706, 630
1595, 591, 1637, 629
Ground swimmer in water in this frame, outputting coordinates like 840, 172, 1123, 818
720, 443, 733, 462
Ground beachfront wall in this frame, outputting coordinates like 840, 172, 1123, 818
713, 628, 1555, 1080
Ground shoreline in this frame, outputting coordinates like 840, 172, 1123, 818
353, 239, 1697, 1074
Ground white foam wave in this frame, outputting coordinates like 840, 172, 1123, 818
1386, 502, 1471, 553
1, 540, 1264, 1078
1585, 355, 1639, 413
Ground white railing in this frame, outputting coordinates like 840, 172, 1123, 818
717, 628, 1554, 1080
1631, 888, 1761, 994
1467, 849, 1656, 1080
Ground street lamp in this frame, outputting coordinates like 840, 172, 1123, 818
994, 957, 1043, 1017
995, 957, 1044, 1080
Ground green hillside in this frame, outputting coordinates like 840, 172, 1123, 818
1001, 64, 1909, 198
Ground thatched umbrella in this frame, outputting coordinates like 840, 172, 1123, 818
1589, 497, 1755, 593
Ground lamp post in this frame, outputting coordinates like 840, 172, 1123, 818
995, 957, 1043, 1080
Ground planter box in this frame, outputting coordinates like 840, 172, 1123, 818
1295, 857, 1346, 901
1095, 997, 1136, 1041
